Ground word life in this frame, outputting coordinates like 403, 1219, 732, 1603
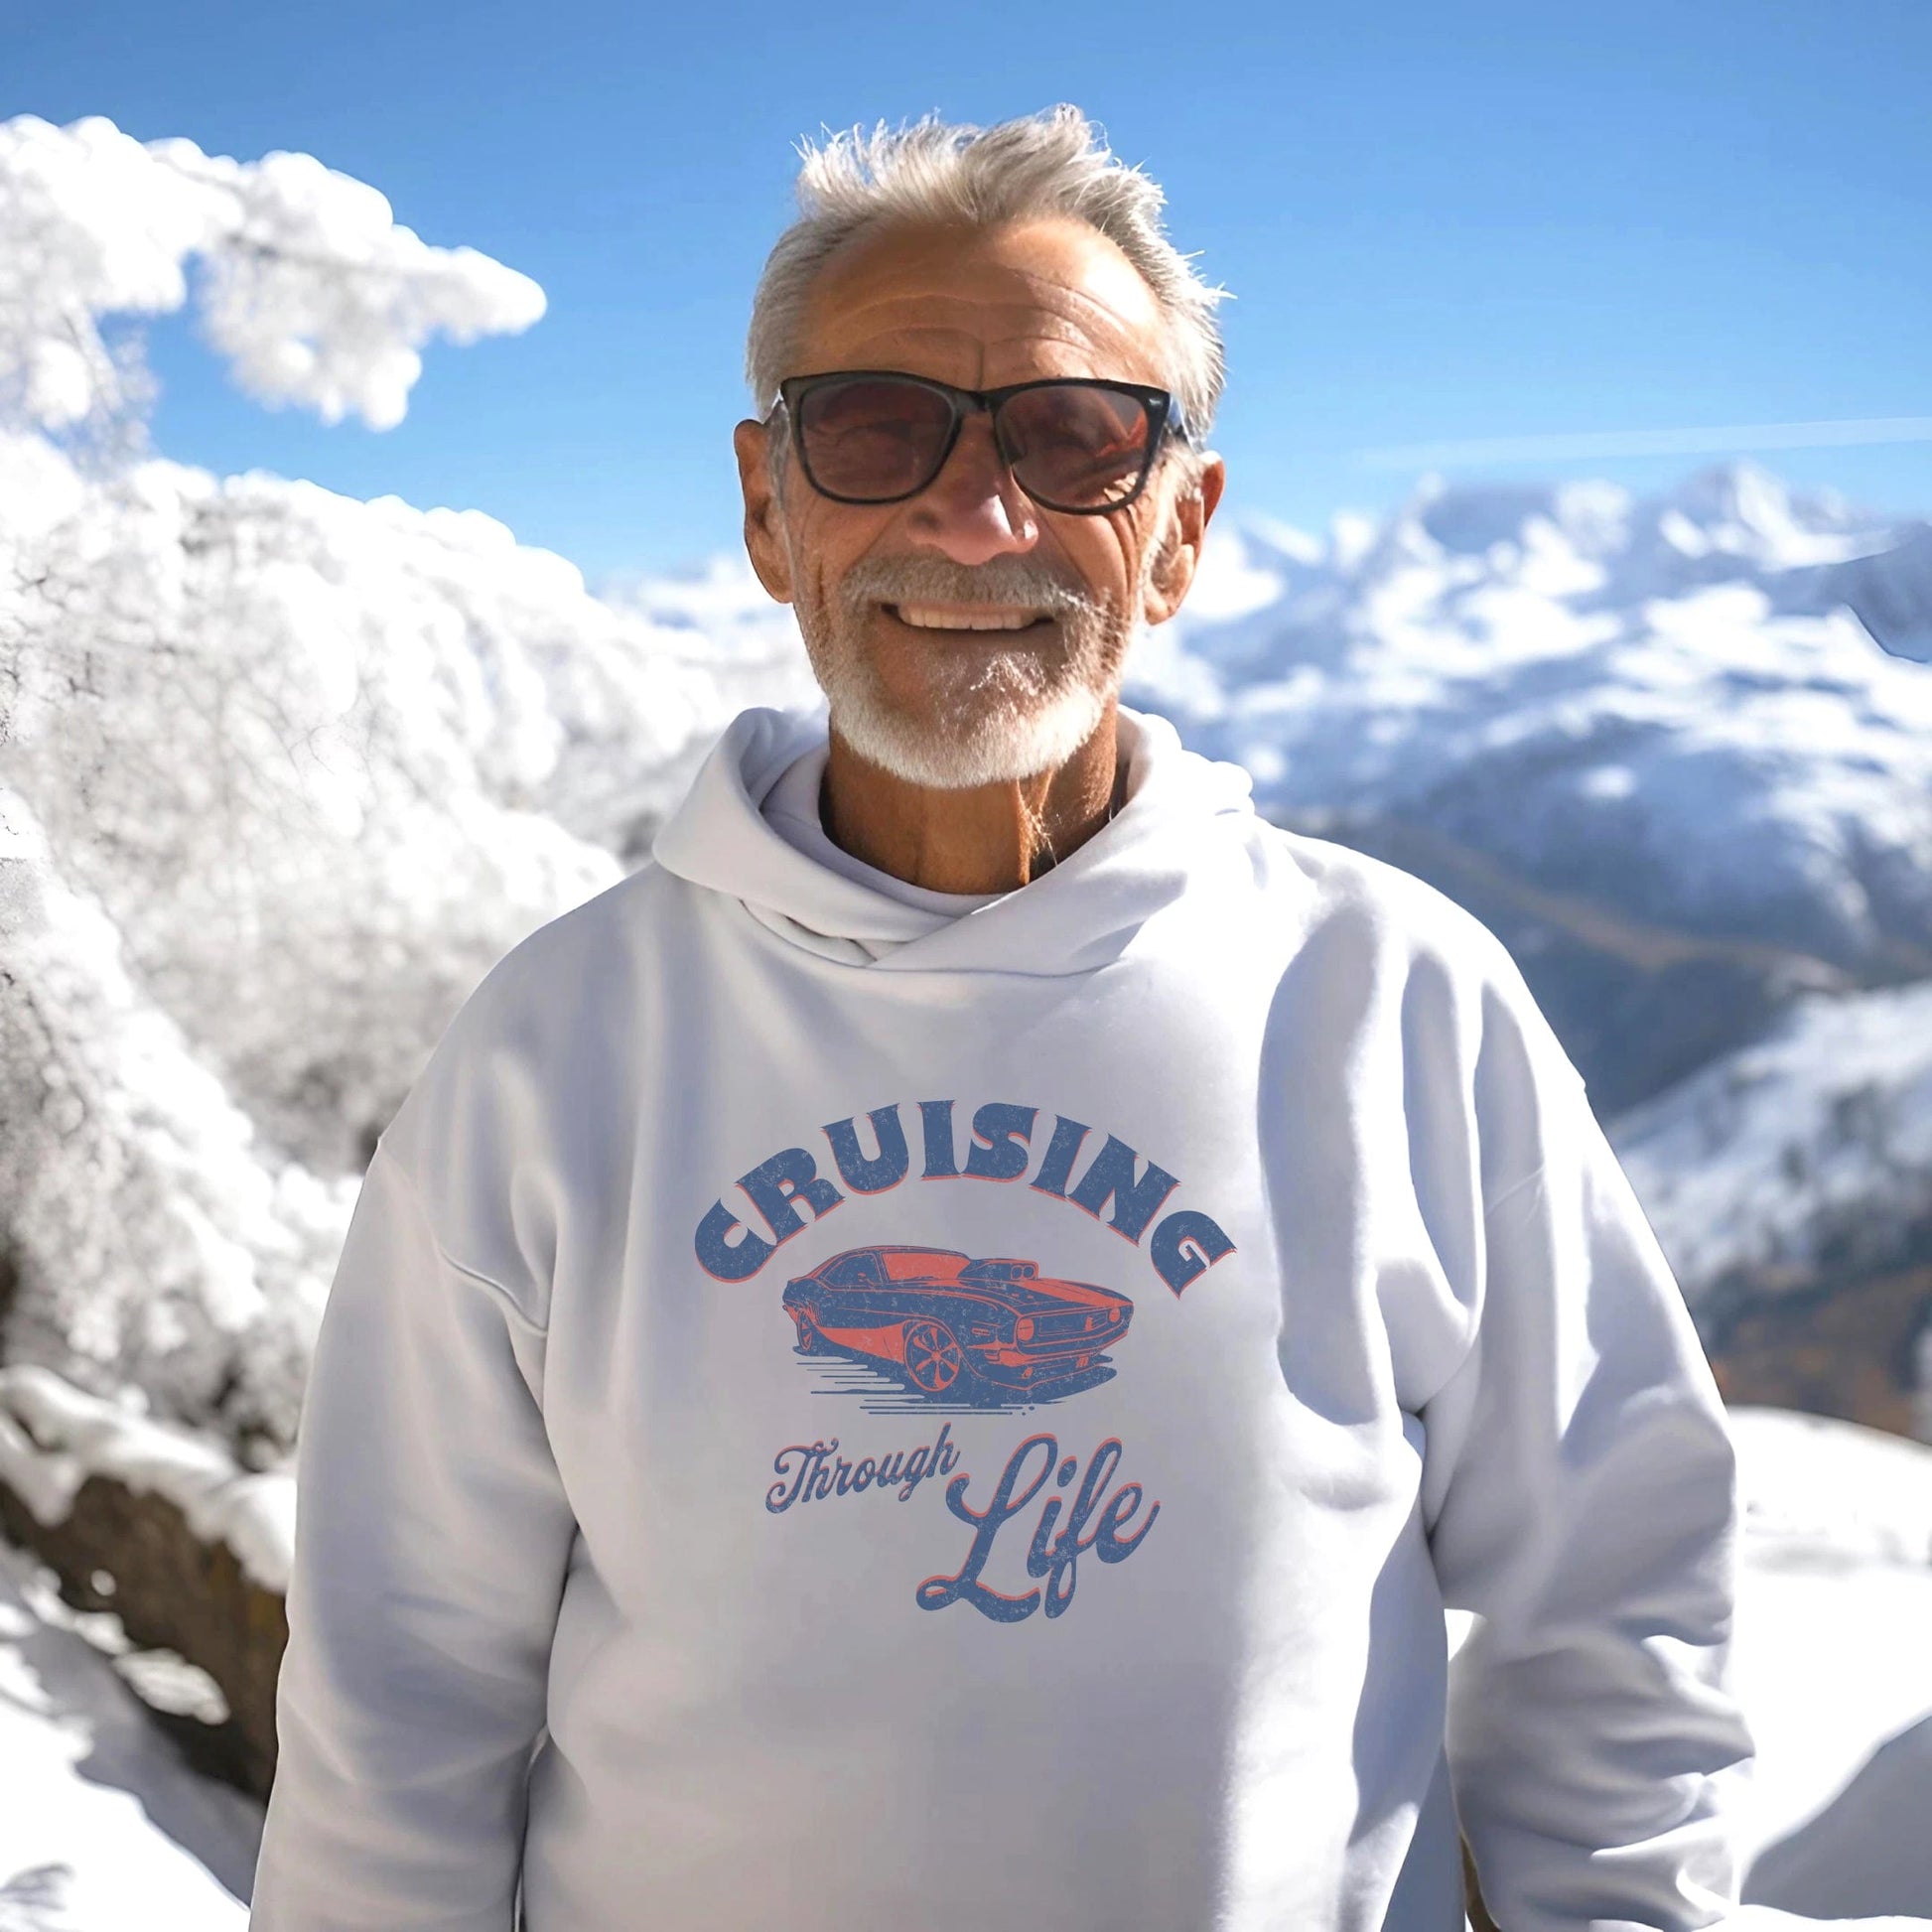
916, 1433, 1158, 1624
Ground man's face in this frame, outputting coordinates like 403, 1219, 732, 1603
735, 216, 1224, 788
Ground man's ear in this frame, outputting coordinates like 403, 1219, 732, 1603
734, 418, 795, 605
1141, 453, 1227, 625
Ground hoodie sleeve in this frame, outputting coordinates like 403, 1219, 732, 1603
251, 1146, 577, 1931
1422, 1061, 1754, 1932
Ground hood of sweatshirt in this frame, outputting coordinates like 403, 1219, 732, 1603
651, 704, 1259, 974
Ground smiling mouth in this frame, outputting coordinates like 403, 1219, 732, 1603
884, 602, 1054, 633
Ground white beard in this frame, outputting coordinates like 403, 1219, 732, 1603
817, 642, 1113, 790
796, 552, 1134, 790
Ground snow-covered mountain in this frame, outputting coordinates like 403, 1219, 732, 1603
1614, 982, 1932, 1303
1129, 466, 1932, 1111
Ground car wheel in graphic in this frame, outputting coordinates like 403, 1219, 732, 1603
901, 1319, 967, 1396
792, 1311, 832, 1356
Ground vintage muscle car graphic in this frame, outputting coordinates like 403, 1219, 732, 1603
782, 1245, 1134, 1407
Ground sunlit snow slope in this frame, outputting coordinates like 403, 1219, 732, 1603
1727, 1408, 1932, 1920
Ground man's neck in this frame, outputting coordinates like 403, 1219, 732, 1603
821, 704, 1123, 896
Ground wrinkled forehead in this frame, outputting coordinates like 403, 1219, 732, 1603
795, 215, 1173, 392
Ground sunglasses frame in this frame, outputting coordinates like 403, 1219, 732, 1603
773, 370, 1189, 515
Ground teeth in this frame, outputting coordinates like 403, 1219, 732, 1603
894, 605, 1041, 631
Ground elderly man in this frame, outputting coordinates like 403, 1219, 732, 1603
253, 107, 1753, 1931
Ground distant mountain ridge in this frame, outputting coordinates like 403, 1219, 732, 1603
1133, 463, 1932, 982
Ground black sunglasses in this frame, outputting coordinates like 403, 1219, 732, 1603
773, 370, 1188, 515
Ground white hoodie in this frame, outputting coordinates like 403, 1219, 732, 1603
252, 706, 1752, 1932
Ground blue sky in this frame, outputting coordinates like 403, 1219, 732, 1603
10, 0, 1930, 580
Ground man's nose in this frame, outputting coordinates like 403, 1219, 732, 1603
903, 415, 1039, 566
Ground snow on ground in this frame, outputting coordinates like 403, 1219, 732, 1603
1728, 1410, 1932, 1852
0, 1540, 258, 1929
1727, 1409, 1932, 1922
1611, 981, 1932, 1313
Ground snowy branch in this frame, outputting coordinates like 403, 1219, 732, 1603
0, 115, 545, 435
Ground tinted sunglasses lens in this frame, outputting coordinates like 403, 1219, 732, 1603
795, 378, 955, 500
999, 385, 1152, 509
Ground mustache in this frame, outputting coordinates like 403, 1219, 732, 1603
839, 553, 1104, 620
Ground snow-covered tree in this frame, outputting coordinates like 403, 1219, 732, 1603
0, 113, 544, 437
0, 116, 810, 1446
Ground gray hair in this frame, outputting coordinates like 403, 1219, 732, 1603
746, 105, 1227, 440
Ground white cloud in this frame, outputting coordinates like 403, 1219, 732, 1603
0, 115, 545, 435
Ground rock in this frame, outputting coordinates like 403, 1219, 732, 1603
0, 1467, 284, 1796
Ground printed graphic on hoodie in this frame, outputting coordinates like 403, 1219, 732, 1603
695, 1096, 1233, 1620
783, 1244, 1132, 1412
